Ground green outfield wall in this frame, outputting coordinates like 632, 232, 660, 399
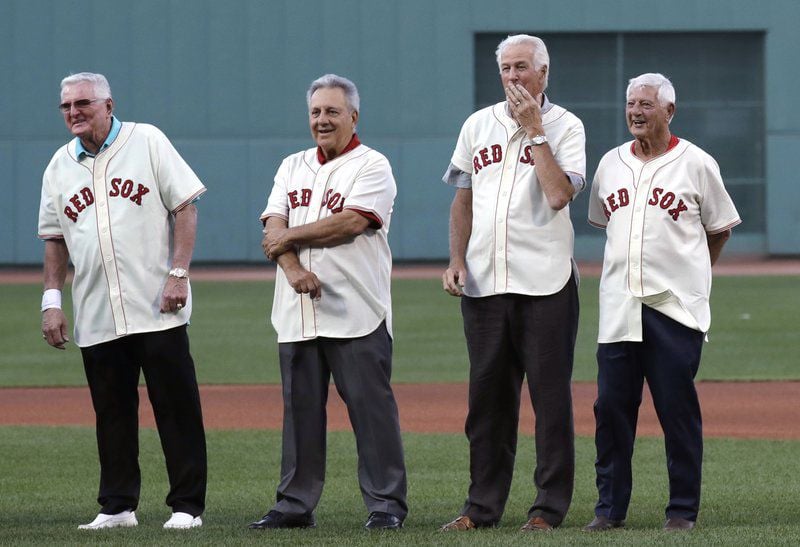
2, 0, 798, 264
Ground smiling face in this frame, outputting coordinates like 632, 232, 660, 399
626, 85, 674, 141
309, 86, 358, 161
499, 43, 547, 98
60, 81, 113, 148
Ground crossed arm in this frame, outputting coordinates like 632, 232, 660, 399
262, 210, 372, 299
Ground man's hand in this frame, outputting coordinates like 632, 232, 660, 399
42, 308, 69, 350
160, 276, 188, 313
443, 263, 467, 297
506, 83, 544, 136
284, 263, 322, 300
262, 226, 294, 261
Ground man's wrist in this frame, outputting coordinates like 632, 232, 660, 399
169, 267, 189, 279
41, 289, 62, 311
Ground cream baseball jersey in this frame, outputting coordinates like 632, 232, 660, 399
38, 122, 206, 347
261, 141, 396, 343
450, 100, 586, 297
588, 137, 741, 342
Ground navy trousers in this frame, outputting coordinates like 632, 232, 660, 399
592, 305, 704, 522
81, 325, 207, 517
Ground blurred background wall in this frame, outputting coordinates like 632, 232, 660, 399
3, 0, 798, 264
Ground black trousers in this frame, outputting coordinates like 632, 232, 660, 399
80, 325, 207, 516
459, 276, 578, 527
593, 305, 704, 522
273, 322, 408, 519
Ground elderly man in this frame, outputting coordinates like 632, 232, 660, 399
585, 73, 741, 532
249, 74, 408, 531
38, 72, 207, 530
440, 34, 586, 532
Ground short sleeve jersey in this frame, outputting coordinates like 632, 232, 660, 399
38, 122, 206, 347
261, 142, 396, 343
588, 137, 741, 342
449, 100, 586, 297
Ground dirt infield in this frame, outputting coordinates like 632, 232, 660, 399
4, 258, 797, 439
2, 381, 798, 440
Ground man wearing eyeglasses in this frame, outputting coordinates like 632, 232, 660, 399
38, 72, 207, 531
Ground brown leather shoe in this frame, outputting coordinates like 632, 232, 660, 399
583, 515, 625, 531
520, 516, 553, 532
440, 515, 476, 531
664, 517, 695, 531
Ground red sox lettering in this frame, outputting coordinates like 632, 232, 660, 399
472, 143, 537, 173
288, 187, 346, 213
63, 178, 151, 222
601, 186, 688, 222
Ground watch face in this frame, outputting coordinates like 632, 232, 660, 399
532, 135, 547, 145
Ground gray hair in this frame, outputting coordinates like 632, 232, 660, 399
306, 74, 360, 112
495, 34, 550, 89
60, 72, 112, 99
627, 73, 676, 107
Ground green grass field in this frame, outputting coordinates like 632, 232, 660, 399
1, 276, 798, 386
2, 427, 800, 545
1, 275, 799, 544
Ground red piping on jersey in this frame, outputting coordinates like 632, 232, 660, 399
347, 208, 382, 229
630, 134, 679, 156
317, 134, 361, 165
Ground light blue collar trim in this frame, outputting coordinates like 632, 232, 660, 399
75, 117, 121, 158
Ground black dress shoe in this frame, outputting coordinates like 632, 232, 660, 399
583, 515, 625, 532
248, 510, 315, 529
364, 511, 403, 530
664, 517, 695, 531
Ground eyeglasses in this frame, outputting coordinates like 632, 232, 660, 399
58, 98, 104, 113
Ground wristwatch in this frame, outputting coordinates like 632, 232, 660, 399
169, 267, 189, 279
531, 134, 548, 146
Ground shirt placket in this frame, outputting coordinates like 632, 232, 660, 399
299, 166, 332, 338
91, 156, 127, 336
627, 166, 648, 298
493, 133, 522, 293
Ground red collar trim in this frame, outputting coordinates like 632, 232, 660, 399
317, 134, 361, 165
631, 134, 680, 156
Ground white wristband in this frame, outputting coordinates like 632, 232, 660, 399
41, 289, 62, 312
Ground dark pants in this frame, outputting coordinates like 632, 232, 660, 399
459, 276, 578, 527
80, 325, 207, 516
593, 305, 704, 522
273, 322, 408, 519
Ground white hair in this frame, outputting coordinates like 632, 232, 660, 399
495, 34, 550, 89
306, 74, 360, 112
627, 73, 676, 107
60, 72, 112, 99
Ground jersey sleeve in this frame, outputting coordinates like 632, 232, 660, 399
149, 126, 206, 212
698, 153, 741, 233
587, 160, 609, 228
260, 157, 291, 223
37, 171, 64, 240
343, 153, 396, 228
553, 117, 586, 177
450, 116, 475, 176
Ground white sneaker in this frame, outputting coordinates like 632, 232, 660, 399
163, 511, 203, 529
78, 510, 138, 530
